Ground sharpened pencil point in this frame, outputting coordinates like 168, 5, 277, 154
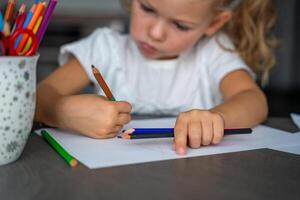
123, 128, 135, 134
91, 65, 97, 73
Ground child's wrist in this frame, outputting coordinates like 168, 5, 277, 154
53, 96, 69, 129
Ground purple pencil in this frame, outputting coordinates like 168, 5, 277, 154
36, 0, 57, 47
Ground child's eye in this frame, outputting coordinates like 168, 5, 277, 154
140, 2, 155, 13
174, 23, 190, 31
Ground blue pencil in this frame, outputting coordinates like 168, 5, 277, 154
0, 11, 4, 31
125, 128, 174, 134
120, 128, 252, 139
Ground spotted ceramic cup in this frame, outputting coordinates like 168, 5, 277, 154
0, 55, 39, 166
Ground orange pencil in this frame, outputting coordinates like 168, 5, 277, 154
26, 2, 45, 30
16, 2, 45, 53
4, 0, 15, 21
91, 65, 116, 101
23, 15, 43, 52
3, 0, 15, 36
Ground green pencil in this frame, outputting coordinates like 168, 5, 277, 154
41, 130, 78, 167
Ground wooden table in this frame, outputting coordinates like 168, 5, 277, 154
0, 117, 299, 200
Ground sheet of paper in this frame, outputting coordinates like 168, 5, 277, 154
36, 118, 300, 169
291, 113, 300, 129
271, 145, 300, 155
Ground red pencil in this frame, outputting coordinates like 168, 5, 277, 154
11, 4, 26, 34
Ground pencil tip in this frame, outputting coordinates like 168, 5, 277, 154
123, 128, 135, 134
70, 159, 78, 167
124, 135, 130, 139
91, 65, 98, 74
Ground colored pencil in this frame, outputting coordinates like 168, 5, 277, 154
14, 4, 36, 48
0, 11, 4, 31
16, 2, 45, 53
25, 2, 45, 30
123, 128, 253, 135
23, 15, 43, 52
11, 4, 26, 34
3, 21, 11, 36
118, 133, 174, 139
11, 13, 26, 34
119, 128, 252, 139
22, 4, 36, 28
3, 0, 15, 36
91, 65, 116, 101
41, 130, 78, 167
4, 0, 15, 21
36, 0, 57, 47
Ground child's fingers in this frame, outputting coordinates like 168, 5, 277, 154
117, 113, 131, 125
212, 115, 224, 144
188, 121, 202, 149
108, 125, 122, 136
201, 120, 213, 146
115, 101, 132, 113
174, 115, 188, 155
105, 132, 120, 139
101, 125, 122, 136
91, 131, 118, 139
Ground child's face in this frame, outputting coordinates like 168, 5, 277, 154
130, 0, 217, 60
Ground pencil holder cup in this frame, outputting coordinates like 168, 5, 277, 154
0, 54, 39, 166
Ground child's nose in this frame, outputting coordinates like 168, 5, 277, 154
148, 20, 167, 42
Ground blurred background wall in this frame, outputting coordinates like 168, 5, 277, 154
1, 0, 299, 116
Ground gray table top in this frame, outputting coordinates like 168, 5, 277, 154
0, 117, 299, 200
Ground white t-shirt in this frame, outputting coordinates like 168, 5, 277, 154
59, 28, 254, 116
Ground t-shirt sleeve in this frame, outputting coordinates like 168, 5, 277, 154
204, 33, 256, 92
58, 28, 119, 83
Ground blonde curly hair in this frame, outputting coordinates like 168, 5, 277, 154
219, 0, 278, 84
120, 0, 278, 84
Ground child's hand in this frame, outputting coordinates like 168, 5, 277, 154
57, 94, 132, 139
173, 109, 225, 155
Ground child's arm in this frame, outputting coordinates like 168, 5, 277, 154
210, 70, 268, 127
35, 57, 132, 139
173, 69, 267, 155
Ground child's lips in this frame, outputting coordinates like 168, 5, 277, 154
138, 41, 158, 55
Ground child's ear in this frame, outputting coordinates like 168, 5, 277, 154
204, 11, 232, 36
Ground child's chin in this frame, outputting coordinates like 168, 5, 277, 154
140, 51, 159, 60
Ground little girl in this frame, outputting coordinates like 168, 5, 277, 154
35, 0, 277, 155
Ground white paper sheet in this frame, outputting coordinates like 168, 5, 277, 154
36, 118, 300, 169
291, 113, 300, 129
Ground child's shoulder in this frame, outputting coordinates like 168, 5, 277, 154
58, 27, 132, 75
92, 27, 122, 36
90, 27, 129, 43
196, 31, 235, 53
191, 31, 241, 67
